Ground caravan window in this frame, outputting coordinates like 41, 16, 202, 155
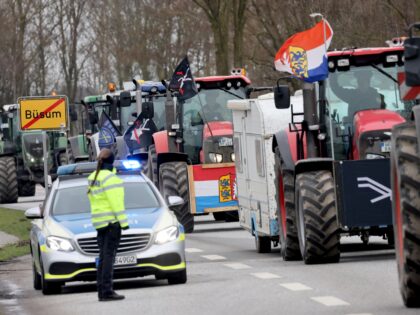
233, 136, 242, 173
255, 139, 265, 177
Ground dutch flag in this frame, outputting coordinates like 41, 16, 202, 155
274, 19, 333, 83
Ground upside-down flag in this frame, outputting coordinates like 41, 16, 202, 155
274, 20, 333, 83
169, 56, 198, 101
98, 111, 121, 149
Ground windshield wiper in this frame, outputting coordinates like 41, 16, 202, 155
370, 64, 398, 83
219, 88, 245, 99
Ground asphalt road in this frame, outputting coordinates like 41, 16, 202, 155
0, 213, 418, 315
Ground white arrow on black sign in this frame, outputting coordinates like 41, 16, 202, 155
357, 177, 392, 203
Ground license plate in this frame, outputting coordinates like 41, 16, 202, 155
219, 137, 233, 147
114, 255, 136, 266
380, 141, 391, 153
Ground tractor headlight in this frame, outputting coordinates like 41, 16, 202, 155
154, 226, 179, 245
209, 153, 223, 163
231, 153, 235, 162
46, 236, 74, 252
366, 153, 385, 159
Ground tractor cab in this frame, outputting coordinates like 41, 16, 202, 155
180, 73, 251, 164
75, 81, 166, 161
324, 48, 416, 161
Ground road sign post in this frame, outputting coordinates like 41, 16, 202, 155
18, 96, 69, 195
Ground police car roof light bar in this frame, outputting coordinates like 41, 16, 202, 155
57, 160, 141, 176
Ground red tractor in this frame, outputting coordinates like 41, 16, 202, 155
391, 24, 420, 308
144, 72, 251, 233
273, 44, 416, 263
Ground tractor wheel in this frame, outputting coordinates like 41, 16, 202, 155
391, 122, 420, 308
0, 157, 18, 203
295, 170, 340, 264
274, 147, 301, 261
145, 145, 158, 187
159, 162, 194, 233
18, 181, 36, 197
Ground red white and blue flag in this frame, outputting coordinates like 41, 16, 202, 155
274, 20, 333, 83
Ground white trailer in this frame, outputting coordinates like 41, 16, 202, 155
228, 91, 303, 253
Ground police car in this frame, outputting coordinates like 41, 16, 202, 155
25, 160, 187, 295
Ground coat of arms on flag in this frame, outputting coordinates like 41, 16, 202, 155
274, 19, 333, 83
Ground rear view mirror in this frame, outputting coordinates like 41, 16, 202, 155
141, 101, 154, 119
25, 206, 43, 219
168, 196, 184, 208
119, 91, 132, 107
274, 85, 290, 109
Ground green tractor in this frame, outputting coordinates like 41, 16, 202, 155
68, 81, 167, 161
0, 104, 69, 202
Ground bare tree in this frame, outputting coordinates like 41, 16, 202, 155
56, 0, 86, 102
193, 0, 230, 74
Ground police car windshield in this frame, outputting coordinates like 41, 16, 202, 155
52, 182, 160, 216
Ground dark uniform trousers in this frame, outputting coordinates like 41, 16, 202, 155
97, 222, 121, 298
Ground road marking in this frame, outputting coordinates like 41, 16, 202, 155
279, 282, 312, 291
201, 255, 226, 261
185, 248, 203, 253
345, 313, 373, 315
311, 296, 350, 306
250, 272, 281, 279
223, 263, 251, 270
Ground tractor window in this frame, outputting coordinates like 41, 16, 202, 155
325, 65, 416, 160
182, 88, 246, 164
149, 96, 166, 131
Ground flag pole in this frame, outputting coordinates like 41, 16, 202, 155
310, 13, 334, 160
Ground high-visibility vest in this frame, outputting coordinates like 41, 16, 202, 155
87, 169, 129, 230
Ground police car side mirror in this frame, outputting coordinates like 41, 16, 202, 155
274, 85, 290, 109
25, 206, 43, 219
167, 196, 184, 208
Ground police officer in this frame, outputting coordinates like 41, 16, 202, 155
87, 148, 129, 301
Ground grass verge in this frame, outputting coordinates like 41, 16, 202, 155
0, 207, 31, 261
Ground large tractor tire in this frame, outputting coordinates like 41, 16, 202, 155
0, 157, 18, 203
295, 170, 340, 264
274, 147, 301, 261
159, 162, 194, 233
19, 181, 36, 197
391, 122, 420, 308
145, 145, 158, 187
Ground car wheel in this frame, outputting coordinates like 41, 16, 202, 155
40, 254, 62, 295
33, 261, 42, 290
167, 269, 187, 285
